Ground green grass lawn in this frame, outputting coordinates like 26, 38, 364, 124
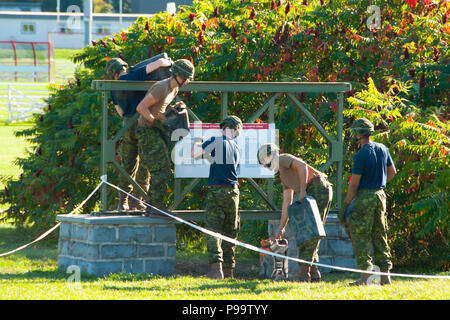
0, 124, 34, 189
54, 48, 82, 61
0, 124, 34, 213
0, 220, 449, 300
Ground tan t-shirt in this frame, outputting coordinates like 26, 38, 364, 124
278, 153, 325, 192
138, 78, 178, 127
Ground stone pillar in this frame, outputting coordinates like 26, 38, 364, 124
56, 215, 177, 277
268, 213, 356, 277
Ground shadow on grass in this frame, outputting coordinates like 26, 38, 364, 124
0, 268, 100, 283
0, 269, 63, 281
102, 277, 289, 295
0, 221, 59, 261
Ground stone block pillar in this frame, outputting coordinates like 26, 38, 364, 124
56, 215, 177, 277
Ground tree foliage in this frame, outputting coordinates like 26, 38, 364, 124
1, 0, 448, 268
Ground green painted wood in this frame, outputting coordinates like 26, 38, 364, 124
93, 80, 350, 215
92, 80, 352, 93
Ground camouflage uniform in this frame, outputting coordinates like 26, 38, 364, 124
136, 126, 171, 208
348, 188, 392, 271
205, 186, 240, 268
296, 176, 333, 262
346, 118, 394, 274
119, 117, 149, 195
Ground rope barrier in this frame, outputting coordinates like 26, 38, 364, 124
103, 179, 450, 280
1, 177, 449, 281
0, 181, 104, 257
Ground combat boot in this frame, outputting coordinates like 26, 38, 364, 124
380, 271, 392, 285
117, 193, 129, 211
145, 205, 169, 219
129, 194, 146, 211
310, 265, 321, 283
292, 265, 311, 282
223, 267, 234, 279
349, 273, 371, 286
144, 199, 169, 219
207, 262, 224, 279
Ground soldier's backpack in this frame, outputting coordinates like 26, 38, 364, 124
258, 238, 289, 281
129, 52, 173, 81
287, 196, 326, 246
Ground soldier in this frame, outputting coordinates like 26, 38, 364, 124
257, 143, 333, 282
105, 56, 173, 211
136, 59, 195, 217
191, 116, 242, 279
342, 118, 396, 286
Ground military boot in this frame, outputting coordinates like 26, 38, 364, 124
117, 193, 129, 211
145, 202, 170, 219
380, 271, 392, 285
129, 194, 146, 211
207, 262, 224, 279
310, 265, 321, 283
223, 267, 234, 279
349, 273, 371, 286
293, 265, 311, 282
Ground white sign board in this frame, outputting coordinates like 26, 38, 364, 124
173, 123, 276, 178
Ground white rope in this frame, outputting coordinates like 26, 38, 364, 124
103, 180, 450, 280
1, 178, 449, 281
0, 181, 104, 257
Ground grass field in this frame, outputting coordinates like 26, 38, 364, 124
0, 219, 449, 300
0, 124, 34, 189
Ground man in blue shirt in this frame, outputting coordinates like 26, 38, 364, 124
191, 116, 242, 279
342, 118, 397, 286
105, 56, 172, 211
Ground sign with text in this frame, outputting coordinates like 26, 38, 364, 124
173, 123, 276, 178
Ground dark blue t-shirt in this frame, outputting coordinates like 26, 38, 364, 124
110, 66, 148, 117
352, 142, 393, 190
202, 135, 240, 186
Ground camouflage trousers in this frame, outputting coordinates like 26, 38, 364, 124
136, 126, 171, 207
118, 117, 149, 194
296, 176, 333, 263
205, 186, 240, 268
349, 189, 392, 271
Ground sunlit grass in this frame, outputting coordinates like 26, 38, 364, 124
0, 222, 448, 300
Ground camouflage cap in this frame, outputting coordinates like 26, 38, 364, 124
105, 58, 128, 79
220, 115, 243, 135
350, 118, 374, 136
171, 59, 195, 80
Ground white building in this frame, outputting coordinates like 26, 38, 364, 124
0, 11, 145, 49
